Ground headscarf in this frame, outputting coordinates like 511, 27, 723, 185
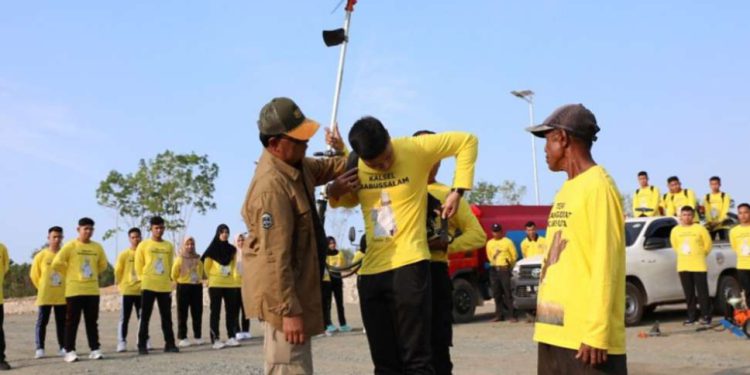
180, 236, 201, 277
234, 233, 245, 276
201, 224, 236, 266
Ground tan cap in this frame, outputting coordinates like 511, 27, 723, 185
257, 97, 320, 141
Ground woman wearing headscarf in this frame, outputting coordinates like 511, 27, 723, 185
234, 233, 252, 341
171, 236, 204, 348
202, 224, 241, 349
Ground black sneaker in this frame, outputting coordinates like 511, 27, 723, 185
138, 347, 149, 355
682, 319, 696, 326
699, 317, 712, 326
164, 346, 179, 353
0, 361, 10, 371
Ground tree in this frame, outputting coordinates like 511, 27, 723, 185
466, 181, 500, 205
466, 180, 527, 205
96, 150, 220, 244
497, 180, 527, 205
621, 193, 633, 218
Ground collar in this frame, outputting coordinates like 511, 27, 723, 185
260, 149, 301, 181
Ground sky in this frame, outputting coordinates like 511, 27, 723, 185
1, 1, 748, 263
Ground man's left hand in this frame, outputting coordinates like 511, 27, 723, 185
441, 191, 461, 219
428, 237, 449, 252
576, 344, 607, 366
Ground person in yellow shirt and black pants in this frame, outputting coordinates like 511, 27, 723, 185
704, 176, 732, 241
730, 203, 750, 300
135, 216, 178, 354
328, 118, 478, 373
114, 227, 143, 353
202, 224, 241, 350
322, 237, 350, 334
664, 176, 698, 221
30, 226, 67, 359
486, 224, 518, 323
0, 242, 10, 370
528, 104, 627, 373
172, 236, 205, 347
670, 206, 713, 325
520, 221, 546, 259
52, 217, 109, 363
633, 171, 662, 217
233, 233, 252, 341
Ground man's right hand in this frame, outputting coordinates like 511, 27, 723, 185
327, 168, 360, 199
325, 124, 345, 152
283, 315, 305, 345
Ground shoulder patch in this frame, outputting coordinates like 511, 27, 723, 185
262, 213, 274, 230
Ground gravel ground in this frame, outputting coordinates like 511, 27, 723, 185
3, 302, 750, 374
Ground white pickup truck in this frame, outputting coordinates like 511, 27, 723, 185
511, 216, 741, 326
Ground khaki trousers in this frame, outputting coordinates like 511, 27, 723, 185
264, 323, 313, 375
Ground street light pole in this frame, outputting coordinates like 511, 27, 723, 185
511, 90, 541, 205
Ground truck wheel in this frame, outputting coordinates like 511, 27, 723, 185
625, 282, 645, 326
714, 274, 740, 316
453, 278, 477, 323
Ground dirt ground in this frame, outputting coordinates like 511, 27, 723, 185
2, 301, 750, 374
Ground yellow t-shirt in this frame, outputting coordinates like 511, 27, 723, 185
521, 236, 547, 259
52, 239, 109, 297
135, 238, 175, 293
534, 165, 626, 355
664, 189, 698, 220
730, 225, 750, 270
0, 244, 7, 304
330, 132, 478, 275
114, 248, 141, 296
204, 257, 240, 288
633, 186, 661, 217
670, 224, 712, 272
30, 248, 66, 306
704, 192, 731, 229
485, 238, 517, 267
171, 256, 205, 285
428, 183, 486, 263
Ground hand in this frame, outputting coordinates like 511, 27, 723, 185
576, 344, 607, 366
283, 315, 306, 345
325, 124, 345, 152
327, 168, 360, 199
441, 191, 461, 219
428, 236, 449, 252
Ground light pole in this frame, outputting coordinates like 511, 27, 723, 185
510, 90, 540, 205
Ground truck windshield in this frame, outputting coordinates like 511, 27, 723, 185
625, 222, 644, 247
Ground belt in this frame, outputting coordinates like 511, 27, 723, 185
492, 265, 510, 270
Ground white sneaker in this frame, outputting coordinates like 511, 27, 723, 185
147, 339, 154, 350
212, 341, 225, 350
193, 338, 206, 346
89, 350, 103, 360
116, 341, 127, 353
35, 349, 45, 359
58, 349, 66, 357
225, 338, 240, 347
178, 339, 191, 348
235, 333, 244, 341
64, 351, 79, 363
243, 332, 253, 340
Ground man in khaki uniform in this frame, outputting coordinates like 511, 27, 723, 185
241, 97, 356, 374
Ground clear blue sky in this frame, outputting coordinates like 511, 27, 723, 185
1, 1, 748, 262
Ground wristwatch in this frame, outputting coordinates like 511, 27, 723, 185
451, 188, 465, 197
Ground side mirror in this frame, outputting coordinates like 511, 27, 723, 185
348, 226, 356, 244
644, 237, 668, 250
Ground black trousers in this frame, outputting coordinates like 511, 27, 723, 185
176, 284, 203, 340
738, 270, 750, 300
489, 267, 515, 319
322, 281, 333, 326
118, 295, 141, 344
430, 262, 453, 375
678, 271, 710, 321
710, 229, 728, 241
236, 288, 250, 332
36, 304, 66, 350
0, 305, 5, 361
138, 290, 176, 349
209, 287, 239, 342
64, 296, 100, 352
538, 343, 627, 375
331, 276, 347, 326
358, 260, 434, 375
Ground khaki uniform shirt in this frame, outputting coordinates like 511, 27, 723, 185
241, 150, 346, 336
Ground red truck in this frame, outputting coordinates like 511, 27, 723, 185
449, 205, 551, 323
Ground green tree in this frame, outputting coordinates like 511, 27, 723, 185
96, 150, 220, 244
466, 181, 500, 205
497, 180, 527, 205
621, 193, 633, 218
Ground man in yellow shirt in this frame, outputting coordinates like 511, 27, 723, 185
664, 176, 698, 221
30, 226, 66, 359
486, 224, 518, 323
633, 171, 662, 217
520, 221, 546, 259
730, 203, 750, 302
114, 227, 143, 353
415, 128, 487, 375
135, 216, 178, 354
528, 104, 626, 373
52, 217, 109, 363
0, 242, 10, 370
704, 176, 732, 240
328, 117, 477, 373
670, 206, 713, 325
